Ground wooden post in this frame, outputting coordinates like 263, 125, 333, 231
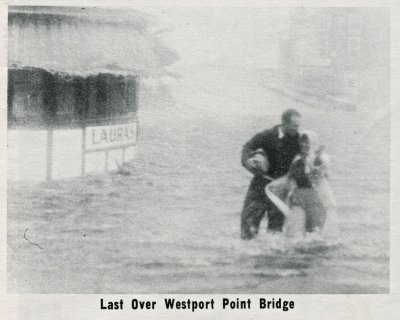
81, 127, 86, 176
46, 128, 53, 182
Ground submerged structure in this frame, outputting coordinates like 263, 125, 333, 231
8, 6, 177, 181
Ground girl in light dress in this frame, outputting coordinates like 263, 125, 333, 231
265, 131, 336, 238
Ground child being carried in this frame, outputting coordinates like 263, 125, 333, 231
265, 130, 336, 237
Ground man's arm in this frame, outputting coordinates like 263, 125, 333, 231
241, 130, 270, 173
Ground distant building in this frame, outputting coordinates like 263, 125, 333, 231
280, 8, 390, 110
8, 6, 177, 181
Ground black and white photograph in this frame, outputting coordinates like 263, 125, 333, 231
5, 3, 392, 299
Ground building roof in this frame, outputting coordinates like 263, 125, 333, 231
8, 6, 179, 77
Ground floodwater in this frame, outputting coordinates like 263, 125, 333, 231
7, 91, 389, 293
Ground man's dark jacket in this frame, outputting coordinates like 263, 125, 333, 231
241, 125, 300, 179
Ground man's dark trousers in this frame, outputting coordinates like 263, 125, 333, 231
240, 175, 285, 239
240, 125, 299, 239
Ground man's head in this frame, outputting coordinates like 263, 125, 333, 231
281, 108, 301, 136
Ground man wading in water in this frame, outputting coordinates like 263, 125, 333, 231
240, 109, 301, 239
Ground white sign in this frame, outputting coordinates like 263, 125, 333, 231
85, 122, 137, 151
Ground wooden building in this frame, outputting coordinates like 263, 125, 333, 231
8, 6, 176, 181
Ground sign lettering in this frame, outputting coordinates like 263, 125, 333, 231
86, 122, 137, 151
